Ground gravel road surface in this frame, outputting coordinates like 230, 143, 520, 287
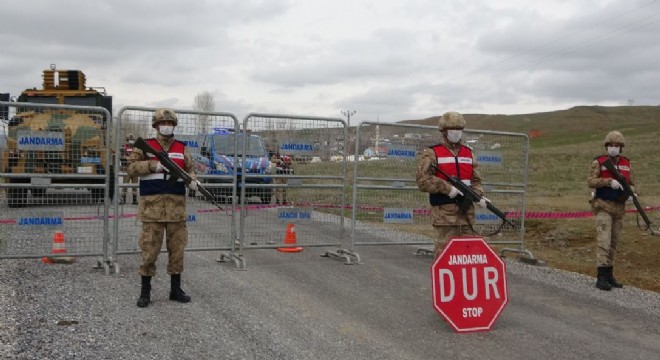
1, 245, 659, 359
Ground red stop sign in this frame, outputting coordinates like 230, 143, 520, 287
431, 236, 508, 333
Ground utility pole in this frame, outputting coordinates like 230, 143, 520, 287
375, 113, 380, 149
341, 110, 356, 128
341, 110, 356, 155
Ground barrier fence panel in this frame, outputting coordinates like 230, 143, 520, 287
239, 114, 357, 263
0, 102, 112, 267
351, 122, 531, 258
112, 107, 240, 273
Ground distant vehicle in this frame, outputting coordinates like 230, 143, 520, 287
1, 67, 113, 207
194, 129, 272, 204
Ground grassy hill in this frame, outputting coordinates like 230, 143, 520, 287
401, 105, 660, 203
402, 105, 660, 292
401, 105, 660, 147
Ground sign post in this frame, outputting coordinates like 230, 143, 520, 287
431, 236, 508, 333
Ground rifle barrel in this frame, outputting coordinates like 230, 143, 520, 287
134, 137, 225, 211
602, 158, 651, 228
428, 163, 514, 227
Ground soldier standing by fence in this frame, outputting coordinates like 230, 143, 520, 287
415, 111, 488, 256
272, 153, 293, 205
587, 130, 633, 291
127, 109, 200, 308
120, 134, 139, 205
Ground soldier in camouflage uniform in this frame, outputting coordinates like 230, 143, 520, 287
415, 112, 488, 256
587, 130, 634, 291
271, 153, 293, 205
120, 134, 139, 205
127, 109, 201, 308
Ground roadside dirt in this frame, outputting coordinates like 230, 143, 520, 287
522, 217, 660, 293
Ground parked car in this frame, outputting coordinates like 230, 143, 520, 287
193, 129, 272, 204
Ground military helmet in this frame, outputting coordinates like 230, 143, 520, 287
438, 111, 466, 130
152, 108, 178, 128
604, 131, 625, 147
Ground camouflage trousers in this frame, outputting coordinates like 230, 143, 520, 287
138, 221, 188, 277
433, 225, 471, 257
121, 175, 138, 198
595, 210, 623, 267
273, 177, 288, 205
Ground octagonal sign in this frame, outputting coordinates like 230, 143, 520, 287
431, 236, 508, 333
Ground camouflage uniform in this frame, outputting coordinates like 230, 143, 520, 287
272, 154, 293, 205
416, 112, 484, 256
587, 130, 633, 290
121, 135, 139, 204
127, 108, 198, 307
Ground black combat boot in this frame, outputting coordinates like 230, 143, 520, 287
169, 274, 191, 303
137, 276, 152, 308
606, 266, 623, 288
596, 267, 612, 291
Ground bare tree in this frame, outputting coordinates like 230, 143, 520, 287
193, 91, 215, 134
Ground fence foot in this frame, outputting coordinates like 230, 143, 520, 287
321, 248, 360, 265
217, 251, 247, 270
93, 257, 104, 269
414, 247, 434, 256
500, 247, 547, 266
94, 256, 120, 275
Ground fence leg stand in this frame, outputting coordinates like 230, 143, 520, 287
217, 251, 247, 270
321, 248, 360, 265
501, 247, 546, 266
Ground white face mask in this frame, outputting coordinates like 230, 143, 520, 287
158, 125, 174, 136
446, 130, 463, 143
128, 140, 135, 145
607, 146, 620, 157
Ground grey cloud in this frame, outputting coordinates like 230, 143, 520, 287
3, 0, 659, 124
252, 57, 412, 87
334, 86, 424, 122
250, 28, 419, 87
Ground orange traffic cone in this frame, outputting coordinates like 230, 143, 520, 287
277, 223, 303, 252
42, 231, 76, 264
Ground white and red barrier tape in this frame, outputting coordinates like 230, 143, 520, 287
2, 204, 659, 224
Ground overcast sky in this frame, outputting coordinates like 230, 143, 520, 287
2, 0, 660, 123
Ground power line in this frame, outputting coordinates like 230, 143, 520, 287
497, 10, 660, 75
451, 0, 660, 82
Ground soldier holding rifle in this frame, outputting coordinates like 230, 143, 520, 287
415, 111, 489, 257
587, 130, 637, 291
127, 108, 201, 308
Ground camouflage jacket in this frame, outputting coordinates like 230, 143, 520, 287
415, 139, 484, 226
127, 134, 197, 222
587, 155, 635, 216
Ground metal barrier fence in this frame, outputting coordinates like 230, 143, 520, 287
238, 114, 358, 263
351, 122, 531, 259
0, 102, 112, 268
1, 103, 533, 273
111, 107, 240, 273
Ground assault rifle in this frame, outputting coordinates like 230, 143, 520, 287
430, 164, 515, 228
133, 137, 224, 211
602, 157, 652, 231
